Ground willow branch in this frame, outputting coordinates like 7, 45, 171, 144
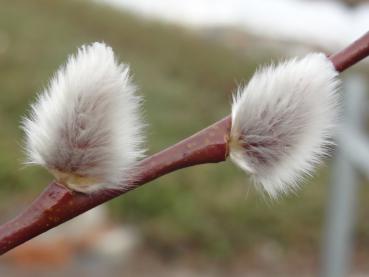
0, 117, 231, 254
0, 31, 368, 255
330, 31, 369, 72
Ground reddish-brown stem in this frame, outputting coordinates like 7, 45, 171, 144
0, 116, 231, 254
0, 31, 368, 255
330, 31, 369, 73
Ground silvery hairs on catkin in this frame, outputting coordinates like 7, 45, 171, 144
230, 53, 341, 198
22, 42, 145, 193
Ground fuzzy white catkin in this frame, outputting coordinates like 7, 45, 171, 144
230, 53, 341, 198
22, 42, 145, 193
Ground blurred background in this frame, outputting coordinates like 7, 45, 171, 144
0, 0, 368, 276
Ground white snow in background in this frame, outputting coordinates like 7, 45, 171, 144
96, 0, 369, 51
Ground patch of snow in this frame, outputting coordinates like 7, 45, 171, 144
95, 0, 369, 51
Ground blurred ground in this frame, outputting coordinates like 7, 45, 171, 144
0, 0, 369, 276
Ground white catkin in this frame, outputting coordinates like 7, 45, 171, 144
22, 42, 145, 193
230, 53, 341, 198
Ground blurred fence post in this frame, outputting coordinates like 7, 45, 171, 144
321, 75, 367, 277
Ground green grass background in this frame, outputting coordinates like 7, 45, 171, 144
1, 0, 369, 260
